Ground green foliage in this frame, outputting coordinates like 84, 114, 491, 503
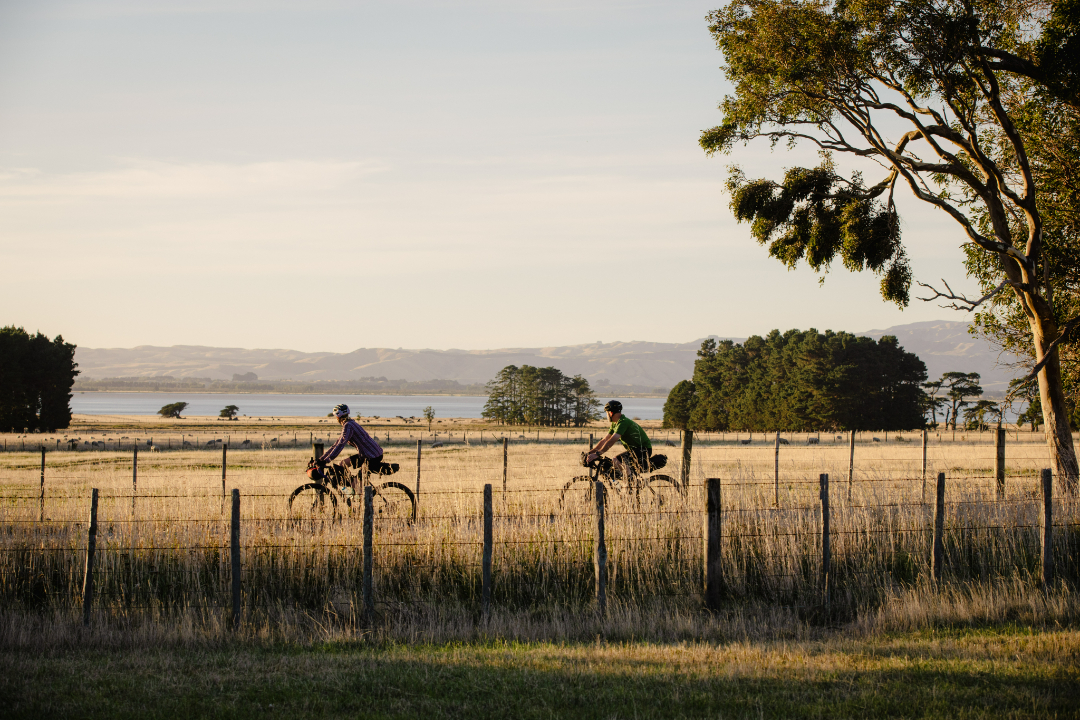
726, 164, 910, 306
423, 406, 435, 430
219, 405, 239, 419
938, 372, 984, 430
482, 365, 601, 427
0, 326, 78, 432
685, 329, 927, 432
158, 402, 188, 419
662, 380, 696, 430
964, 399, 1000, 430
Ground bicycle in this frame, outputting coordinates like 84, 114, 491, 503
289, 457, 417, 523
559, 451, 686, 508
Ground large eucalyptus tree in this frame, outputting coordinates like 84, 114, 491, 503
702, 0, 1079, 489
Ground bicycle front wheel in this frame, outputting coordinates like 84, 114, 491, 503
288, 483, 339, 523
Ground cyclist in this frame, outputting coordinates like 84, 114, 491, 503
314, 403, 389, 479
585, 400, 652, 483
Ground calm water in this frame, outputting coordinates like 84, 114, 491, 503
70, 393, 666, 420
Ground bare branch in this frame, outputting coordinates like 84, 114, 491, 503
916, 278, 1008, 311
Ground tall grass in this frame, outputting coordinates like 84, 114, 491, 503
0, 436, 1077, 645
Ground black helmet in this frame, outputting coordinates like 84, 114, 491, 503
604, 400, 622, 414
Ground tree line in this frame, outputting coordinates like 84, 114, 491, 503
0, 326, 79, 433
483, 365, 601, 427
663, 330, 928, 432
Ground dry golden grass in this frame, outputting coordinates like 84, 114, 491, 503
0, 426, 1077, 647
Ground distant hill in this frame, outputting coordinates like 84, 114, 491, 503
73, 320, 1023, 395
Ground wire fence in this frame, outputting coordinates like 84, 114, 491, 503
1, 436, 1078, 627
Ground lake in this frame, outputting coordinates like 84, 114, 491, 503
70, 393, 667, 420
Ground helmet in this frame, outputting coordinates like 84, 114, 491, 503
332, 403, 350, 418
604, 400, 622, 414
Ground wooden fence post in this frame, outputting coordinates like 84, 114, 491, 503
704, 478, 723, 610
502, 437, 508, 494
482, 484, 493, 618
995, 427, 1006, 499
1041, 468, 1054, 587
313, 442, 323, 463
82, 488, 99, 627
681, 430, 694, 490
132, 445, 138, 515
819, 473, 830, 615
773, 432, 780, 506
363, 485, 375, 623
231, 488, 241, 630
921, 429, 928, 502
594, 481, 607, 618
221, 444, 228, 502
932, 472, 946, 584
847, 432, 855, 500
415, 439, 422, 501
39, 446, 45, 522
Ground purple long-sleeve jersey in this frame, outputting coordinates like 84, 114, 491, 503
320, 419, 383, 462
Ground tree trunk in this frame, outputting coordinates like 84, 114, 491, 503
1031, 313, 1079, 493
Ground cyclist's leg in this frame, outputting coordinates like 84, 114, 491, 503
613, 451, 635, 485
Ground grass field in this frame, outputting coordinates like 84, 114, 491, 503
1, 628, 1078, 718
2, 418, 1078, 716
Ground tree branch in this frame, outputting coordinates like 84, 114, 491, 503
916, 278, 1008, 311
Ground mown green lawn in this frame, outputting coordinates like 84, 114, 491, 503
1, 627, 1077, 719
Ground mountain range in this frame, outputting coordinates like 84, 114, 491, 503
74, 320, 1024, 395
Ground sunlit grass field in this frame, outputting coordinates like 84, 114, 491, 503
1, 422, 1076, 644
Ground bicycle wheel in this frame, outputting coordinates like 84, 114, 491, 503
372, 481, 416, 522
288, 483, 339, 522
559, 476, 599, 508
645, 473, 686, 507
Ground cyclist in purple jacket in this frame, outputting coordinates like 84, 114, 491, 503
317, 403, 388, 476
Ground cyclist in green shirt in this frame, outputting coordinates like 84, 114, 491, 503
586, 400, 653, 483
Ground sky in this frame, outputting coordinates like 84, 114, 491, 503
0, 0, 975, 353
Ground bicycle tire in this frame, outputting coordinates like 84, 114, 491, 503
373, 481, 417, 522
645, 473, 687, 507
559, 475, 600, 508
646, 473, 686, 495
288, 483, 339, 521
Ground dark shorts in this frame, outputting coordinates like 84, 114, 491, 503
338, 454, 386, 474
614, 447, 652, 474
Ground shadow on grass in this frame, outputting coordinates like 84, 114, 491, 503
0, 640, 1076, 719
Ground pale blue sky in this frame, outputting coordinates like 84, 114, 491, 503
0, 0, 971, 352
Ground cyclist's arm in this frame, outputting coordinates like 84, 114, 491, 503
589, 433, 620, 457
319, 427, 350, 463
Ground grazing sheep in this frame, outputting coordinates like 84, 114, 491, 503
664, 439, 677, 447
872, 437, 881, 442
807, 437, 820, 445
778, 438, 790, 445
739, 439, 751, 445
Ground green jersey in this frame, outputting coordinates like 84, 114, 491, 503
610, 416, 651, 453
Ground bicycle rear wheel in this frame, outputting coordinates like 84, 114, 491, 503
372, 481, 416, 522
645, 473, 686, 507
